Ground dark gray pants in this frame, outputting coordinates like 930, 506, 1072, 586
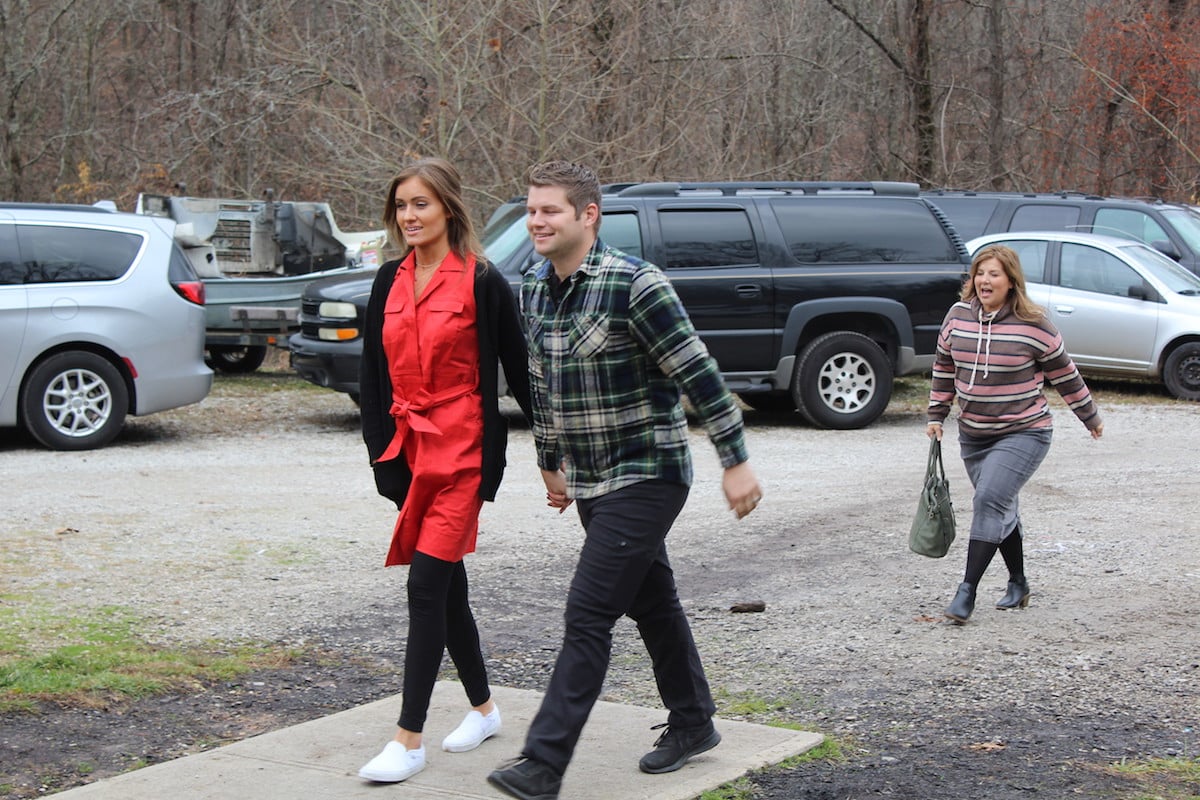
959, 428, 1053, 544
521, 480, 716, 775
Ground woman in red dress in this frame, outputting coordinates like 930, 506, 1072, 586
356, 158, 531, 783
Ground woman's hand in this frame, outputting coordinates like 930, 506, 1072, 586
1090, 422, 1104, 440
927, 422, 943, 441
541, 468, 573, 513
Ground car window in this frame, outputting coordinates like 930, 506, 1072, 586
1093, 208, 1170, 246
600, 211, 642, 259
772, 198, 959, 263
0, 222, 19, 284
1121, 242, 1200, 294
1060, 243, 1143, 297
12, 224, 143, 284
658, 209, 757, 268
1009, 203, 1081, 232
983, 239, 1048, 283
168, 242, 201, 282
925, 197, 999, 240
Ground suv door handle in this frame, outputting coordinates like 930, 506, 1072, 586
735, 284, 762, 298
1054, 305, 1075, 315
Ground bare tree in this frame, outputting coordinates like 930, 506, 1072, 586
6, 0, 1200, 223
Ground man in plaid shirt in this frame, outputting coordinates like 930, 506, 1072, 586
489, 162, 763, 800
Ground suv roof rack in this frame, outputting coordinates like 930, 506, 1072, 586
921, 188, 1178, 205
614, 181, 919, 198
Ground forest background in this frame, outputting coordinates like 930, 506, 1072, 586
3, 0, 1200, 231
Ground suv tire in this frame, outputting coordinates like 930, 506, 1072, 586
21, 351, 129, 450
793, 331, 893, 429
1163, 342, 1200, 401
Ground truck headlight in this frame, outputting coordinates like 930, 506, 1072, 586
318, 301, 358, 319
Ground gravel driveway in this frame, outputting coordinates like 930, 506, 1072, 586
2, 372, 1197, 799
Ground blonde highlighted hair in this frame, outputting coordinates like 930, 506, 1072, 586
962, 244, 1044, 322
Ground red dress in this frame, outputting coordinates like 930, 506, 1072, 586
378, 251, 483, 566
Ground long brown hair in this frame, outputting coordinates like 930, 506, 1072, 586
381, 158, 484, 261
962, 244, 1044, 322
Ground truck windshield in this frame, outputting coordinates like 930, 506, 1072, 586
483, 202, 529, 268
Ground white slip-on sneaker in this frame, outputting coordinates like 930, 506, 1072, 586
357, 741, 426, 782
441, 706, 502, 753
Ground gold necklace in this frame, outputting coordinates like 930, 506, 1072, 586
415, 254, 446, 270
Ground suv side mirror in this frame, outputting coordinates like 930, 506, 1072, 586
1152, 240, 1182, 261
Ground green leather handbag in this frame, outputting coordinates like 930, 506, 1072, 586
909, 438, 956, 558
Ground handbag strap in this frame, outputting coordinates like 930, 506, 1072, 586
928, 437, 946, 480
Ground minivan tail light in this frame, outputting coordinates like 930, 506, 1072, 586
173, 280, 206, 305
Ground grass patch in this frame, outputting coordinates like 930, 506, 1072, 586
210, 369, 324, 397
698, 778, 756, 800
713, 687, 812, 720
1107, 756, 1200, 800
0, 602, 296, 713
776, 735, 848, 768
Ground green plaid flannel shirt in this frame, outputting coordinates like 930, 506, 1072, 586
521, 240, 748, 499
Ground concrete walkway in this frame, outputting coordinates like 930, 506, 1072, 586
53, 681, 823, 799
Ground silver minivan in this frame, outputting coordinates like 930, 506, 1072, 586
0, 203, 213, 449
967, 231, 1200, 401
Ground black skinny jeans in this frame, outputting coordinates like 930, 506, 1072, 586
398, 552, 491, 732
521, 480, 716, 775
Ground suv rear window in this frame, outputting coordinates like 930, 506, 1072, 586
1009, 203, 1081, 233
926, 197, 999, 239
8, 225, 143, 284
1093, 207, 1170, 245
773, 198, 959, 263
658, 209, 757, 268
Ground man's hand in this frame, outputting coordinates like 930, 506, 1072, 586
723, 461, 763, 519
541, 468, 573, 514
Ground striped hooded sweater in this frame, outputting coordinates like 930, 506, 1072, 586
927, 298, 1102, 437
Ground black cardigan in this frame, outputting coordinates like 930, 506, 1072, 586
359, 257, 532, 506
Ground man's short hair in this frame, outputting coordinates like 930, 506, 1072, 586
526, 161, 602, 224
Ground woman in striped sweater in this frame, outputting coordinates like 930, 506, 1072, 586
927, 244, 1103, 623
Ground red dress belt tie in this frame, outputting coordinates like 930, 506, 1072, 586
376, 382, 477, 464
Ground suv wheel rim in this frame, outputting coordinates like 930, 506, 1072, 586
42, 367, 112, 438
816, 352, 876, 413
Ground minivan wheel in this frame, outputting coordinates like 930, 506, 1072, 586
205, 344, 268, 373
792, 331, 893, 429
1163, 342, 1200, 401
21, 351, 129, 450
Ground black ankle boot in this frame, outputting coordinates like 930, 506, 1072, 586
945, 582, 976, 623
996, 577, 1030, 609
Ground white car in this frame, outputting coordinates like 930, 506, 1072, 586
967, 231, 1200, 400
0, 203, 213, 450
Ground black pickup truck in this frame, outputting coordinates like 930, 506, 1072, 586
290, 181, 969, 429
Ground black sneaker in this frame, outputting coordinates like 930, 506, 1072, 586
638, 721, 722, 774
487, 757, 562, 800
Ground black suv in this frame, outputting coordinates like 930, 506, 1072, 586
290, 181, 969, 429
922, 189, 1200, 275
